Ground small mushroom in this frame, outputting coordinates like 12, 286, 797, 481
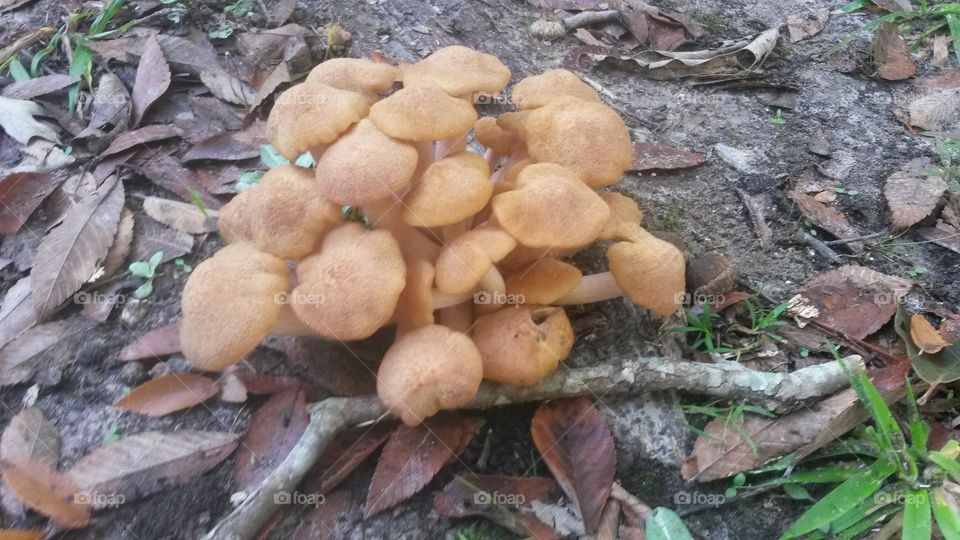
471, 305, 573, 386
266, 81, 369, 160
597, 192, 644, 243
511, 68, 601, 110
377, 324, 483, 425
304, 57, 400, 104
505, 258, 583, 305
402, 45, 511, 99
394, 258, 437, 334
402, 152, 492, 228
218, 189, 252, 244
474, 116, 517, 166
181, 243, 289, 371
368, 84, 478, 142
291, 223, 406, 340
434, 224, 516, 295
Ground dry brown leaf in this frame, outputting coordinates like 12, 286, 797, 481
0, 97, 60, 145
933, 35, 951, 67
434, 474, 562, 539
630, 142, 705, 171
875, 22, 916, 81
1, 74, 79, 100
908, 89, 960, 131
0, 408, 61, 516
787, 9, 829, 43
117, 322, 181, 362
911, 314, 949, 354
1, 458, 89, 528
200, 69, 256, 107
0, 0, 38, 13
115, 373, 219, 416
142, 196, 219, 234
917, 224, 960, 255
531, 397, 615, 534
0, 172, 56, 234
133, 153, 222, 209
181, 122, 267, 162
129, 216, 194, 264
885, 157, 947, 231
98, 207, 134, 281
789, 188, 863, 252
305, 422, 395, 495
30, 175, 124, 319
66, 430, 238, 508
0, 530, 43, 540
76, 73, 131, 139
232, 385, 308, 491
100, 124, 179, 159
0, 277, 35, 350
131, 36, 171, 126
0, 316, 95, 386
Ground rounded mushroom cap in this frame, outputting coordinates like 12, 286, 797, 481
181, 243, 289, 371
607, 228, 686, 316
377, 324, 483, 425
512, 69, 601, 110
218, 189, 252, 244
402, 152, 492, 228
369, 85, 477, 142
304, 58, 400, 103
474, 117, 516, 156
266, 81, 369, 160
491, 163, 610, 249
524, 96, 632, 188
242, 165, 341, 260
292, 223, 407, 340
314, 119, 419, 205
394, 258, 436, 335
472, 305, 573, 386
434, 224, 517, 295
505, 258, 583, 305
598, 191, 644, 242
402, 45, 511, 98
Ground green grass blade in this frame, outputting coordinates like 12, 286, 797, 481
840, 0, 871, 13
932, 487, 960, 540
8, 58, 30, 81
903, 488, 932, 540
836, 508, 900, 540
647, 507, 694, 540
776, 467, 862, 484
68, 43, 94, 113
928, 451, 960, 483
89, 0, 126, 35
946, 14, 960, 60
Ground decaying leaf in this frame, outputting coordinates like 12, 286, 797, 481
615, 0, 703, 51
364, 413, 481, 518
98, 207, 135, 281
0, 277, 35, 350
129, 216, 194, 264
0, 172, 56, 234
131, 36, 171, 126
133, 154, 222, 209
0, 316, 95, 386
787, 9, 829, 43
0, 408, 61, 517
306, 422, 395, 495
907, 89, 960, 131
100, 124, 180, 159
142, 196, 219, 234
30, 175, 124, 319
0, 96, 60, 145
884, 157, 947, 231
76, 73, 131, 139
434, 474, 562, 539
911, 314, 950, 354
630, 142, 704, 172
1, 458, 89, 528
200, 69, 256, 107
530, 397, 615, 534
115, 373, 220, 416
897, 307, 960, 387
232, 372, 301, 395
788, 187, 863, 253
1, 74, 79, 100
232, 385, 308, 491
875, 22, 916, 81
66, 430, 239, 509
292, 489, 353, 540
181, 122, 267, 162
117, 322, 181, 362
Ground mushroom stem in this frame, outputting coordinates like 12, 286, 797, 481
441, 219, 469, 244
475, 265, 506, 314
553, 272, 623, 305
363, 199, 441, 261
433, 289, 473, 309
482, 148, 499, 169
439, 300, 473, 333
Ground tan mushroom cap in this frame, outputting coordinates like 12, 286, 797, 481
304, 58, 400, 103
314, 119, 419, 205
242, 165, 341, 260
218, 189, 252, 244
524, 96, 632, 188
394, 258, 436, 334
267, 81, 369, 160
368, 85, 477, 142
505, 259, 583, 305
512, 69, 601, 110
491, 163, 610, 249
495, 110, 530, 140
607, 228, 685, 316
402, 45, 511, 97
435, 224, 517, 295
377, 324, 483, 425
181, 243, 289, 371
598, 192, 644, 242
472, 305, 573, 386
402, 152, 492, 228
474, 117, 516, 156
292, 223, 407, 340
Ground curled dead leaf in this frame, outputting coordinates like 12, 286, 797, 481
911, 314, 949, 354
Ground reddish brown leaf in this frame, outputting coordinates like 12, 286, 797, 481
788, 188, 863, 253
306, 422, 395, 495
129, 216, 194, 264
630, 142, 704, 172
100, 124, 179, 159
133, 153, 222, 210
115, 373, 219, 416
364, 413, 482, 518
232, 385, 309, 491
117, 323, 181, 361
911, 314, 950, 354
181, 122, 267, 162
875, 22, 916, 81
0, 173, 56, 234
1, 458, 89, 529
98, 207, 135, 281
293, 489, 353, 540
885, 157, 947, 231
232, 372, 301, 395
131, 36, 171, 126
0, 530, 43, 540
1, 74, 79, 100
434, 474, 562, 539
530, 397, 615, 534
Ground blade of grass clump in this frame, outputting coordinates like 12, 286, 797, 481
835, 507, 901, 540
905, 382, 930, 457
839, 355, 905, 468
946, 14, 960, 60
30, 26, 63, 76
903, 488, 932, 540
828, 492, 890, 536
88, 0, 127, 34
931, 487, 960, 539
68, 43, 94, 113
8, 59, 30, 81
927, 450, 960, 483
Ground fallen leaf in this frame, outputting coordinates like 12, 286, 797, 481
0, 408, 61, 517
251, 62, 291, 112
76, 73, 131, 139
98, 207, 135, 281
791, 277, 903, 341
1, 458, 89, 528
907, 89, 960, 131
885, 157, 947, 231
181, 122, 267, 162
30, 175, 124, 319
232, 372, 301, 395
911, 314, 949, 354
131, 36, 171, 126
434, 474, 562, 539
237, 24, 311, 66
531, 397, 615, 534
0, 316, 95, 386
875, 22, 916, 81
293, 489, 353, 540
142, 196, 219, 234
305, 422, 395, 495
100, 124, 179, 159
200, 69, 256, 107
270, 0, 296, 26
364, 413, 482, 518
788, 187, 863, 253
787, 9, 829, 42
873, 0, 912, 12
0, 530, 42, 540
115, 373, 219, 416
133, 153, 222, 209
232, 385, 309, 491
0, 172, 56, 234
1, 75, 79, 100
9, 140, 74, 175
129, 216, 194, 264
917, 224, 960, 255
117, 323, 181, 362
896, 307, 960, 387
0, 277, 35, 349
933, 35, 951, 67
630, 142, 705, 171
616, 1, 689, 51
66, 430, 238, 508
0, 96, 60, 144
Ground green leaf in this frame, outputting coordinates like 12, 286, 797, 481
68, 43, 95, 113
208, 24, 234, 40
646, 507, 694, 540
932, 487, 960, 540
781, 460, 898, 539
128, 261, 153, 278
733, 472, 746, 487
133, 280, 153, 299
903, 488, 932, 540
835, 508, 900, 540
947, 14, 960, 64
89, 0, 126, 35
260, 144, 289, 169
236, 171, 264, 193
840, 0, 871, 13
148, 251, 164, 271
829, 493, 888, 535
294, 152, 315, 168
896, 305, 960, 386
929, 451, 960, 483
783, 483, 813, 501
777, 467, 861, 484
8, 58, 30, 82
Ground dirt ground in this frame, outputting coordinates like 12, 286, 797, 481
1, 0, 959, 538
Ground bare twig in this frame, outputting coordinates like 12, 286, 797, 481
735, 188, 773, 248
563, 9, 621, 30
795, 230, 840, 263
823, 232, 886, 245
204, 356, 860, 540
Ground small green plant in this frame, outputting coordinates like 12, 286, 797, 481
908, 265, 929, 278
174, 258, 192, 273
223, 0, 255, 17
838, 0, 960, 62
681, 400, 775, 455
835, 185, 860, 196
672, 303, 731, 354
103, 418, 121, 443
773, 108, 786, 127
129, 251, 163, 299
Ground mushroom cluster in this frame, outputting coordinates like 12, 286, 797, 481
180, 47, 686, 425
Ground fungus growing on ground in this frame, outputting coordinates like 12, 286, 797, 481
180, 45, 690, 425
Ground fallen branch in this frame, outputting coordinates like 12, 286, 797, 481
204, 355, 860, 540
